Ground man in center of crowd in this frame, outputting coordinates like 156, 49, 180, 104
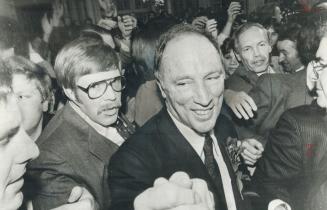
109, 24, 253, 210
27, 37, 126, 210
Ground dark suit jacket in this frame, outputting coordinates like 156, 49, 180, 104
27, 103, 119, 210
232, 70, 313, 142
108, 109, 250, 210
225, 64, 259, 93
252, 103, 327, 210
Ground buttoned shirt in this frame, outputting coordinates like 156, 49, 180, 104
70, 102, 125, 146
168, 111, 237, 210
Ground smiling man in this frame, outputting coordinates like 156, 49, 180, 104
27, 37, 126, 210
109, 24, 251, 210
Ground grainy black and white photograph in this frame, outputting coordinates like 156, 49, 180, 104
0, 0, 326, 209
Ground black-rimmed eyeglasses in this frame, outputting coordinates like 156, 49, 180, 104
78, 76, 126, 99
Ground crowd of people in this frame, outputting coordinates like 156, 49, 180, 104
1, 0, 327, 209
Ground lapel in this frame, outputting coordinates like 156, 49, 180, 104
236, 65, 258, 87
157, 109, 228, 209
62, 103, 119, 164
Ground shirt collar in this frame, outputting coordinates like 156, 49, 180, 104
168, 109, 213, 157
257, 66, 275, 77
69, 101, 125, 146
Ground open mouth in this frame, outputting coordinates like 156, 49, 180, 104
192, 107, 214, 119
100, 107, 118, 116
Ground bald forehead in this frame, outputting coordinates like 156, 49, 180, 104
239, 26, 269, 42
160, 33, 221, 73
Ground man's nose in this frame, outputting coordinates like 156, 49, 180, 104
23, 131, 40, 161
279, 53, 285, 63
102, 85, 117, 101
194, 82, 211, 106
253, 46, 261, 56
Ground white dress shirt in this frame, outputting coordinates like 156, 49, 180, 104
70, 102, 125, 146
168, 111, 237, 210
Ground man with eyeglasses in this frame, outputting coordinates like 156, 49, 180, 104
27, 37, 128, 210
251, 11, 327, 210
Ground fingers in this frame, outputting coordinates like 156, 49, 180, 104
134, 181, 199, 210
235, 102, 251, 120
154, 177, 169, 186
169, 171, 193, 189
224, 90, 257, 120
241, 139, 264, 165
51, 199, 94, 210
169, 204, 211, 210
68, 186, 84, 203
192, 179, 214, 209
192, 16, 208, 29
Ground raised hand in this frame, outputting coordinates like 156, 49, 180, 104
118, 15, 137, 39
227, 2, 241, 23
205, 19, 218, 39
192, 16, 208, 31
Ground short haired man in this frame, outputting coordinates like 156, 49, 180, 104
6, 56, 53, 141
277, 23, 304, 73
252, 13, 327, 210
0, 64, 96, 210
226, 23, 274, 92
27, 37, 126, 210
0, 65, 40, 210
109, 24, 252, 210
224, 22, 316, 141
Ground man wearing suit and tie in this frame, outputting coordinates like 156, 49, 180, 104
27, 37, 127, 210
109, 24, 256, 210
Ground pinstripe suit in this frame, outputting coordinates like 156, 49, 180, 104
252, 102, 327, 210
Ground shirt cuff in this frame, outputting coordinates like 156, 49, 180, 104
268, 199, 291, 210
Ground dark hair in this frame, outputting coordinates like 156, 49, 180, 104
297, 17, 321, 65
278, 23, 301, 43
154, 23, 220, 73
221, 38, 235, 56
54, 37, 120, 90
132, 18, 177, 80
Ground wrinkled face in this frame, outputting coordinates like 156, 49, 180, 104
237, 27, 272, 74
315, 36, 327, 108
0, 95, 39, 210
12, 74, 47, 136
222, 50, 239, 76
73, 70, 122, 127
277, 39, 303, 73
158, 34, 225, 134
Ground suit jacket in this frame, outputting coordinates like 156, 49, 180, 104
27, 103, 119, 210
252, 103, 327, 210
225, 64, 259, 93
108, 108, 250, 210
232, 70, 313, 142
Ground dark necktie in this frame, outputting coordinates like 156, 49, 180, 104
203, 134, 227, 208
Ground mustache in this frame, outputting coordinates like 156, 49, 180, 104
97, 103, 121, 114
